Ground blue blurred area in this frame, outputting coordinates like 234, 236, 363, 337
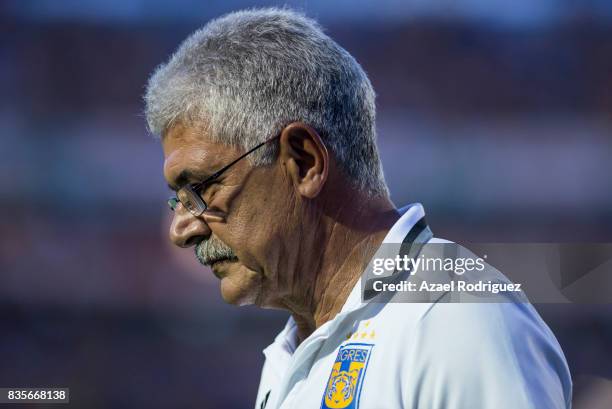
4, 0, 612, 26
1, 1, 611, 408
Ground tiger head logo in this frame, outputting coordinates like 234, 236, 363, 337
325, 368, 360, 408
321, 344, 373, 409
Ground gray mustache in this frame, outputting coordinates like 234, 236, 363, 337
195, 236, 237, 266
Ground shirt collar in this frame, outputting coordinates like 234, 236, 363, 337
340, 202, 427, 313
381, 203, 426, 244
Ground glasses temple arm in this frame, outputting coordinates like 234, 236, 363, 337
192, 135, 278, 191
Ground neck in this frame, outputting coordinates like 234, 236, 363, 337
289, 192, 399, 343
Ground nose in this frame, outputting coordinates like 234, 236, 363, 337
169, 205, 211, 248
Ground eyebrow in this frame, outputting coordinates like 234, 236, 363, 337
167, 169, 211, 191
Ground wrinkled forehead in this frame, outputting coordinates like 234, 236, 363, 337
161, 123, 241, 188
162, 123, 203, 156
162, 122, 240, 155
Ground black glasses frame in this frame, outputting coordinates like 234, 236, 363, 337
168, 135, 278, 216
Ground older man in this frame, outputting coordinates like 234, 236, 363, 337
145, 8, 572, 409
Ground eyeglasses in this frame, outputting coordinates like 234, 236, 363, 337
167, 135, 278, 216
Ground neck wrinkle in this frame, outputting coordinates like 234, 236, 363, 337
292, 197, 398, 343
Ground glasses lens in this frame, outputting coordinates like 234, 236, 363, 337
177, 186, 207, 216
167, 197, 179, 211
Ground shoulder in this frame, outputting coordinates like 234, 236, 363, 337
377, 299, 551, 352
388, 301, 572, 408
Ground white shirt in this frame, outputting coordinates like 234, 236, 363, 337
255, 203, 572, 409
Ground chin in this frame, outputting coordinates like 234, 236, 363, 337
217, 263, 262, 306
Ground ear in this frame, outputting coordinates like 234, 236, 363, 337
279, 122, 329, 198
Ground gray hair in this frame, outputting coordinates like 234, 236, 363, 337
144, 7, 388, 197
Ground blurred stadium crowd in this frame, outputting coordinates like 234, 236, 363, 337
1, 1, 611, 408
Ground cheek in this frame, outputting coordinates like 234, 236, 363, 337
219, 263, 262, 305
225, 199, 280, 267
224, 169, 293, 267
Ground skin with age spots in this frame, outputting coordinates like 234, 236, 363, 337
163, 121, 399, 343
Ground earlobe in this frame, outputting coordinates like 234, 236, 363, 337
279, 122, 329, 199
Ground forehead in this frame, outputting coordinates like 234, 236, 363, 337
162, 123, 240, 187
162, 123, 210, 156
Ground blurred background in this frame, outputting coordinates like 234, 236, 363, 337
1, 0, 611, 408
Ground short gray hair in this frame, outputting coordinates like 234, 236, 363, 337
144, 7, 388, 197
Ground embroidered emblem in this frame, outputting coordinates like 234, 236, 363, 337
321, 343, 373, 409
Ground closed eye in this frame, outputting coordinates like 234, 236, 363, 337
193, 179, 220, 199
